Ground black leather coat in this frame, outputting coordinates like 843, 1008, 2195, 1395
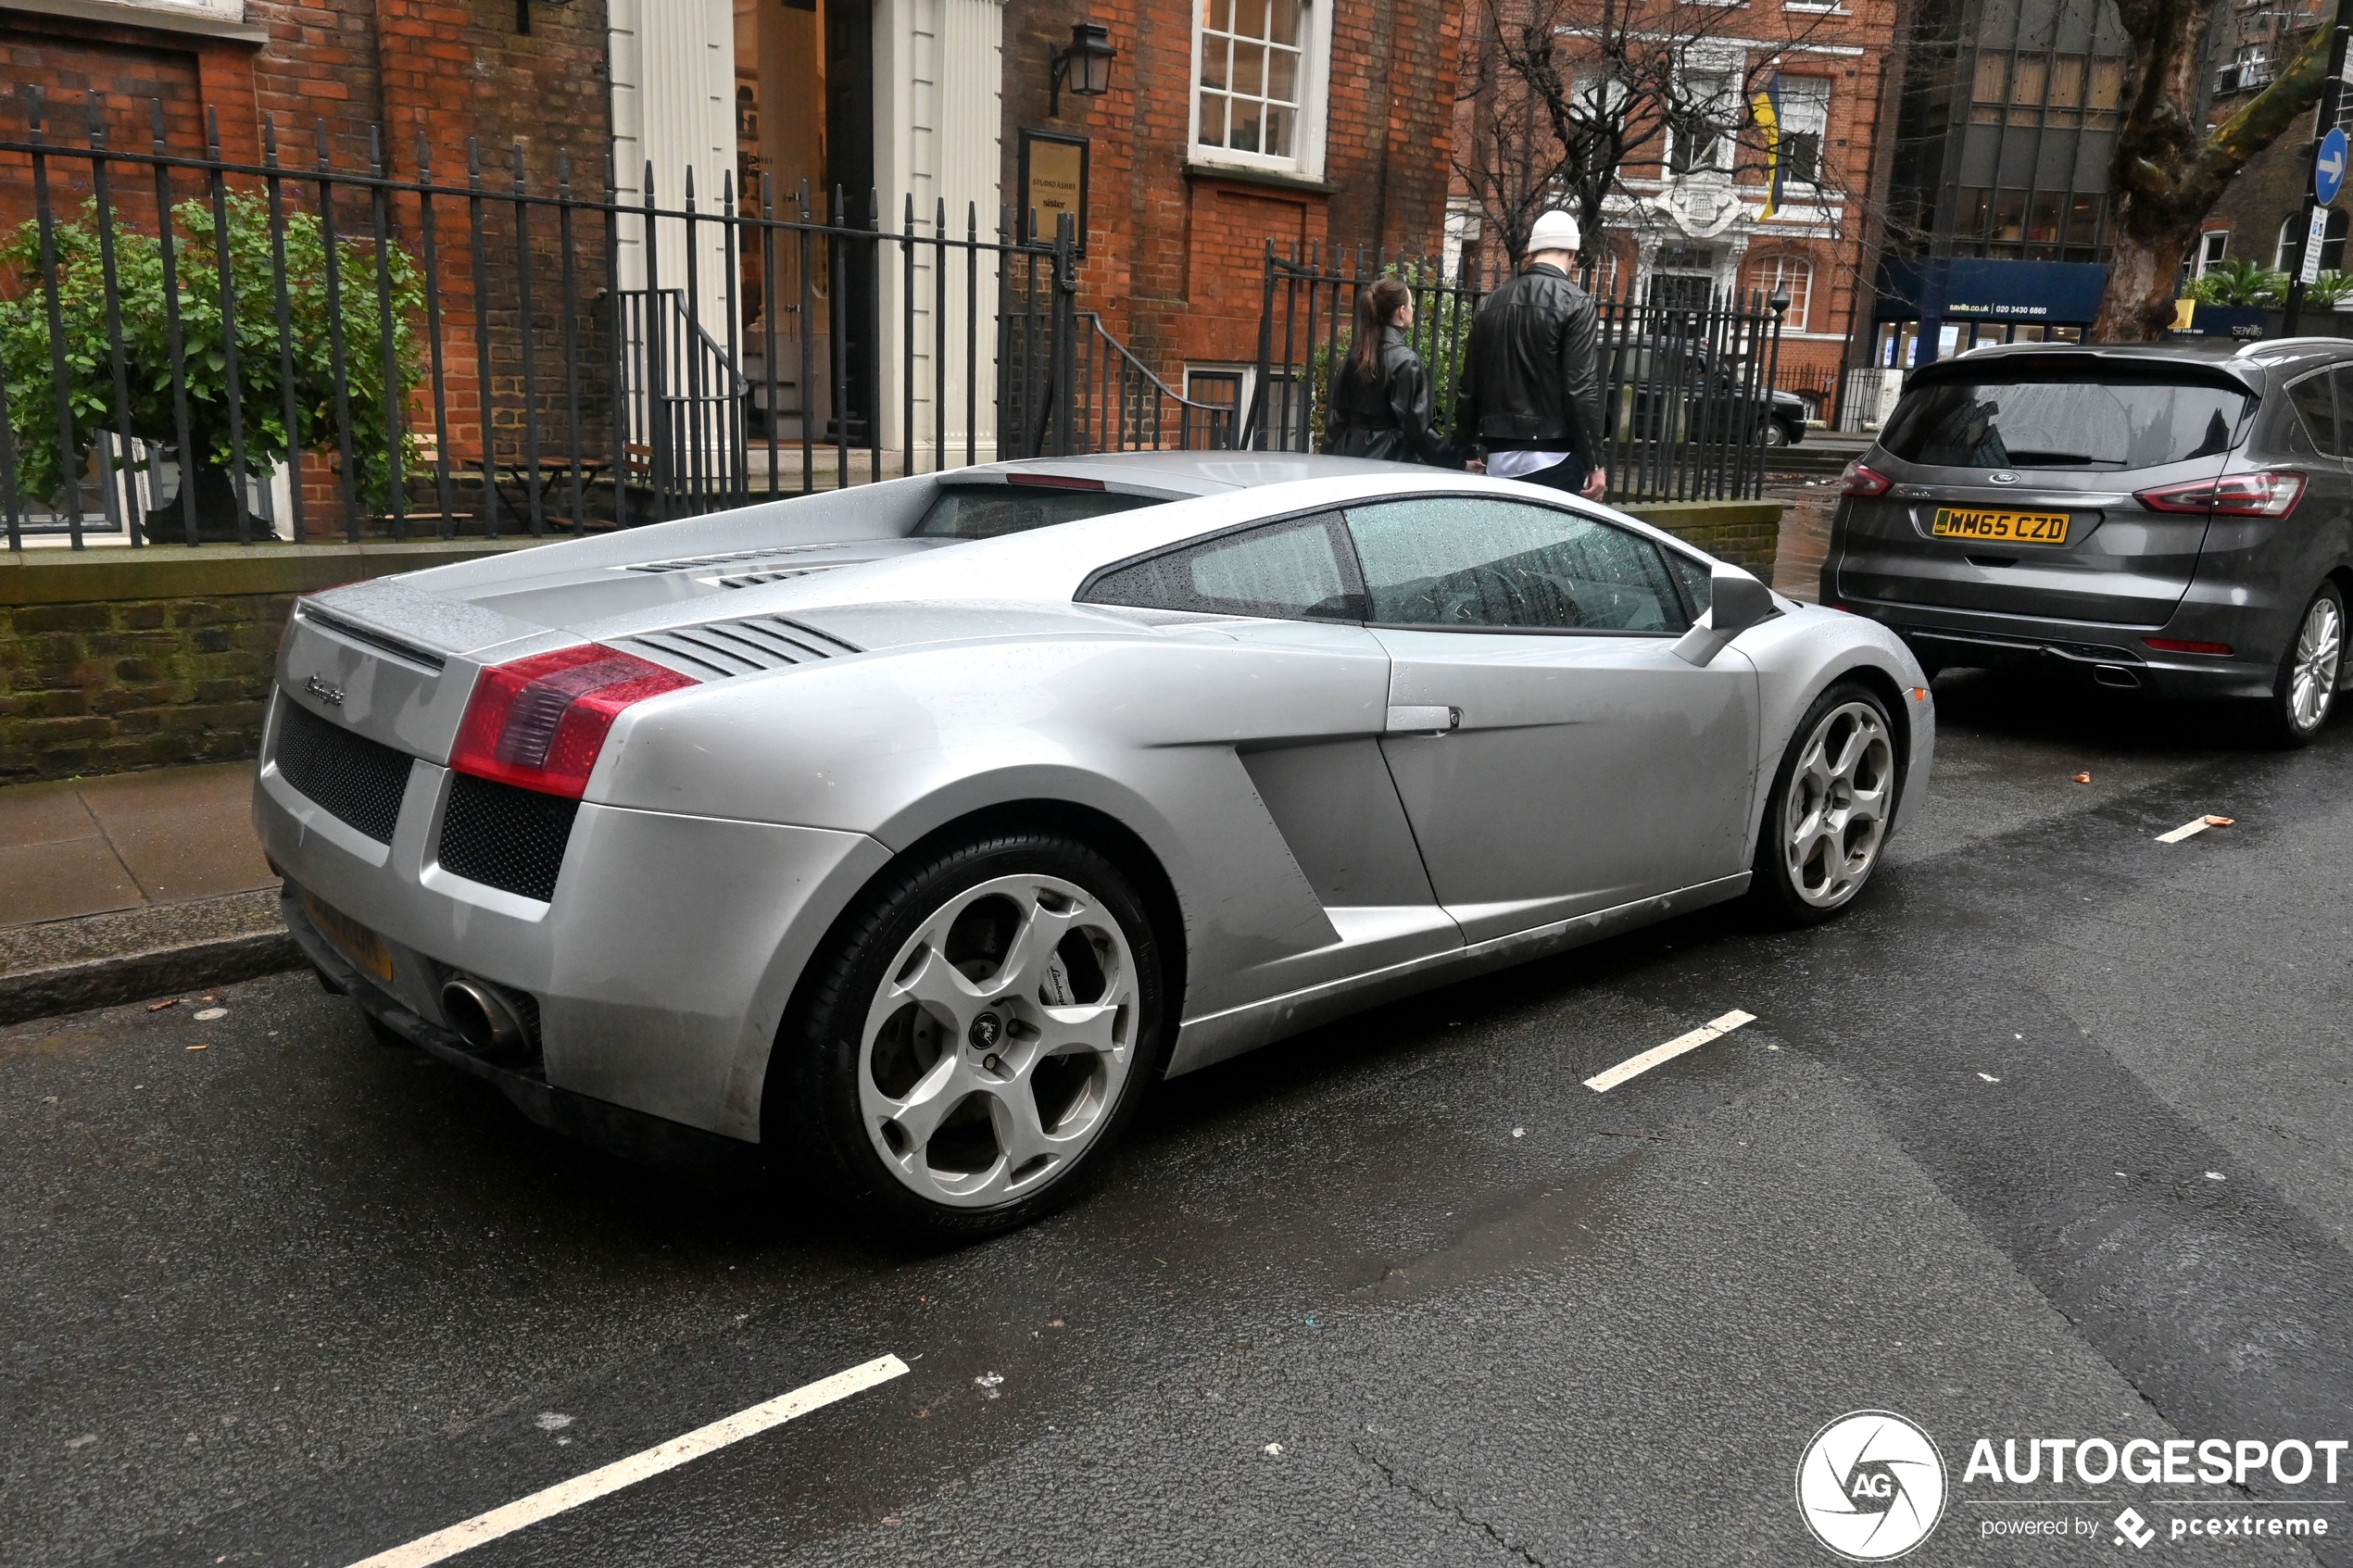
1325, 327, 1457, 467
1453, 262, 1604, 462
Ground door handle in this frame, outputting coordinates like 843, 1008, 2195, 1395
1386, 704, 1459, 734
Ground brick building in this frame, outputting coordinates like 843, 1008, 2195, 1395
1448, 0, 1900, 425
2194, 0, 2348, 295
996, 0, 1466, 414
5, 0, 1466, 496
1, 0, 617, 524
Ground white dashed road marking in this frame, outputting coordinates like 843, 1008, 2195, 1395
1584, 1010, 1756, 1093
345, 1353, 910, 1567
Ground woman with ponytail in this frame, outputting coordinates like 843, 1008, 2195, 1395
1323, 275, 1458, 467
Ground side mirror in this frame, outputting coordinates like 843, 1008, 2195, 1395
1671, 562, 1776, 667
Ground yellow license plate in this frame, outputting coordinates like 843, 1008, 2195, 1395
299, 889, 394, 984
1931, 507, 2071, 545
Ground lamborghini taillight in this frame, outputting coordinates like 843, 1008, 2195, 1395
448, 646, 695, 799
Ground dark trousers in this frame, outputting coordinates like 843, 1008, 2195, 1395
1510, 453, 1591, 494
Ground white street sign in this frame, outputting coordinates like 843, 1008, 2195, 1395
2304, 206, 2332, 284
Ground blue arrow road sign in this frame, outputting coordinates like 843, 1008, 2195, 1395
2320, 128, 2347, 206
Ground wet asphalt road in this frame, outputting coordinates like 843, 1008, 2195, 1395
7, 671, 2353, 1568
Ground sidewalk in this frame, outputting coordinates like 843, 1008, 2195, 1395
0, 762, 296, 1023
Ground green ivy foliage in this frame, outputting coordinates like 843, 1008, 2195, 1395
0, 191, 423, 511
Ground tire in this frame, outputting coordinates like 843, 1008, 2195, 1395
2255, 582, 2344, 748
1751, 683, 1900, 925
1761, 417, 1789, 448
774, 831, 1171, 1242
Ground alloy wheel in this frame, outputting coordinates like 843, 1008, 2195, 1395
857, 873, 1139, 1209
1782, 700, 1894, 910
2288, 593, 2343, 736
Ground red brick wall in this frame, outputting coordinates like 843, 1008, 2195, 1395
0, 15, 261, 229
1003, 0, 1466, 384
2, 4, 614, 531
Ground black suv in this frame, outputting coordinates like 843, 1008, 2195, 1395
1822, 340, 2353, 744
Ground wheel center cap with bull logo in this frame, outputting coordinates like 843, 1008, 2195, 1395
968, 1011, 1003, 1053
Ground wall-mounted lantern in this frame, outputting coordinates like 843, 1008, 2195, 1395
1051, 22, 1117, 119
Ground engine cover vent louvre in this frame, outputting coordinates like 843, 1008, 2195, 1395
615, 615, 861, 678
623, 544, 852, 575
271, 696, 413, 844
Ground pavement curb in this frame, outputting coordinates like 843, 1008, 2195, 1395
0, 930, 305, 1027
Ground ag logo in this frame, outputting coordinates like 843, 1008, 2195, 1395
1795, 1410, 1947, 1561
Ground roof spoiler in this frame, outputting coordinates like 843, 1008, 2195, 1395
1905, 349, 2262, 396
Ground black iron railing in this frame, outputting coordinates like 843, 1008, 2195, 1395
1252, 243, 1792, 503
0, 92, 1223, 551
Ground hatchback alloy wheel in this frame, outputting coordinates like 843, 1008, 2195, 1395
2288, 588, 2343, 739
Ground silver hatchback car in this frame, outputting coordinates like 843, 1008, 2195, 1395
1824, 340, 2353, 744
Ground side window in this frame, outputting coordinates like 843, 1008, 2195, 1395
1666, 550, 1713, 621
2289, 370, 2340, 458
2332, 367, 2353, 458
1345, 496, 1690, 633
1081, 511, 1362, 621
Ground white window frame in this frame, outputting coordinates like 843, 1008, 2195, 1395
1189, 0, 1336, 180
1667, 53, 1747, 175
1773, 76, 1831, 190
2278, 208, 2348, 271
2196, 230, 2230, 276
1751, 253, 1812, 330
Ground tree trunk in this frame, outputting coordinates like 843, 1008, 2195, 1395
2092, 230, 2196, 342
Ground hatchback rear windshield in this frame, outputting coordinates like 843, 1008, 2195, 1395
1880, 378, 2248, 470
912, 483, 1164, 540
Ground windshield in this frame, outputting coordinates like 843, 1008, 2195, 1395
912, 484, 1164, 540
1880, 378, 2247, 470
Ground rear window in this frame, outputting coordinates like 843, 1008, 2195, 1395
1880, 379, 2247, 470
912, 483, 1162, 540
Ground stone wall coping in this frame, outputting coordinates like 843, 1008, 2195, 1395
1617, 500, 1786, 530
1, 538, 550, 607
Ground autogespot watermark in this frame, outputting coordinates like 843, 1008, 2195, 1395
1797, 1414, 2347, 1558
1797, 1411, 1949, 1561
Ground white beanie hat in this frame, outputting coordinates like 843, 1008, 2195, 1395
1528, 210, 1580, 254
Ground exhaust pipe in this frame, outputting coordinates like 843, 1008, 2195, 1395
2092, 664, 2142, 690
440, 977, 529, 1056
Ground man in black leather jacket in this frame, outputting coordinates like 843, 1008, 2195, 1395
1453, 209, 1608, 500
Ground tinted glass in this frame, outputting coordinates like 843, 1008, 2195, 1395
1346, 496, 1688, 633
1084, 512, 1360, 620
2291, 371, 2341, 458
913, 483, 1162, 540
1879, 378, 2246, 470
1666, 550, 1713, 619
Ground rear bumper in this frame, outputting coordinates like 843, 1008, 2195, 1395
283, 889, 765, 1190
1822, 594, 2277, 700
255, 719, 894, 1145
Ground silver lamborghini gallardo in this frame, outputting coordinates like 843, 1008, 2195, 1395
258, 454, 1933, 1236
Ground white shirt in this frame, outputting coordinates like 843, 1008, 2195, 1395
1486, 449, 1576, 481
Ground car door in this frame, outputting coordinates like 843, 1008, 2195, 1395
1078, 508, 1462, 1001
1343, 495, 1761, 945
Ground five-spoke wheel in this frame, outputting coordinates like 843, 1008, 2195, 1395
1754, 684, 1897, 923
859, 873, 1139, 1209
774, 832, 1167, 1239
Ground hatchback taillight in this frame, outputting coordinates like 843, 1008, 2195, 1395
448, 645, 696, 799
1840, 459, 1894, 497
2135, 470, 2306, 517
